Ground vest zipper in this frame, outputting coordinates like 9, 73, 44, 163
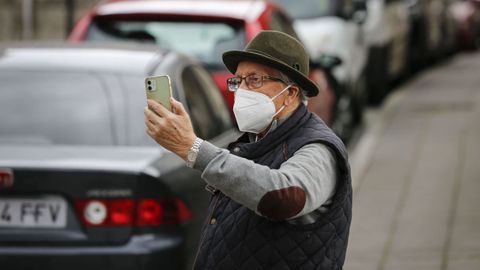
191, 192, 221, 269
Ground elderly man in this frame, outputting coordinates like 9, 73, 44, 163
144, 30, 352, 270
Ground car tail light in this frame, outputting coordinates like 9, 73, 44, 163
76, 199, 134, 227
84, 200, 108, 225
75, 198, 191, 227
110, 200, 134, 225
175, 198, 193, 223
136, 199, 163, 226
135, 198, 192, 226
0, 168, 14, 190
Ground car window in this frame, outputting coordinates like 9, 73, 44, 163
0, 71, 116, 146
87, 20, 245, 70
115, 73, 159, 147
273, 0, 335, 19
181, 65, 232, 139
190, 65, 233, 132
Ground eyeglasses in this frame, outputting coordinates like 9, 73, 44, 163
226, 74, 288, 92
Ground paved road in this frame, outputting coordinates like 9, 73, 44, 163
345, 52, 480, 270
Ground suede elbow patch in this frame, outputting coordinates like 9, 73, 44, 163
257, 186, 306, 220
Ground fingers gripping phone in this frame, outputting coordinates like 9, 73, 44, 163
145, 75, 173, 112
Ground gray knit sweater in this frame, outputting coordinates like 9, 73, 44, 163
192, 116, 337, 220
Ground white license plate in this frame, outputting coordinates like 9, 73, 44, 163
0, 196, 67, 228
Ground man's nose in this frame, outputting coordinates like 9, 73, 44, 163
239, 79, 248, 89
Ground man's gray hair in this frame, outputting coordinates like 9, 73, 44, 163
277, 72, 309, 105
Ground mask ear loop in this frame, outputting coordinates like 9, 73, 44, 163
257, 85, 293, 138
271, 84, 292, 118
271, 84, 292, 100
273, 104, 286, 118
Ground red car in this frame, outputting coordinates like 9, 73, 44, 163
69, 0, 336, 126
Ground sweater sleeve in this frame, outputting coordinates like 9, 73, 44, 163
193, 140, 337, 220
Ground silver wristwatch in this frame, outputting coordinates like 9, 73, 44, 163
186, 138, 203, 168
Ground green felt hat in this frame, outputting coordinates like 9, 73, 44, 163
222, 30, 319, 97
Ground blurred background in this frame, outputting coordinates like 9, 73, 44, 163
0, 0, 97, 41
1, 0, 480, 269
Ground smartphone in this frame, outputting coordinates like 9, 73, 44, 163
145, 75, 173, 112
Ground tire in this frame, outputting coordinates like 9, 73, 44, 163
331, 93, 354, 144
351, 71, 367, 125
366, 45, 389, 106
473, 27, 480, 50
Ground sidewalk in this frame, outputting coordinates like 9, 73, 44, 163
345, 52, 480, 270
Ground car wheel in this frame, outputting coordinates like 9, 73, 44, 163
351, 71, 367, 125
474, 27, 480, 50
366, 45, 389, 106
331, 93, 354, 144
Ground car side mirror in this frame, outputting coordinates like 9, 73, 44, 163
352, 0, 367, 24
312, 55, 343, 70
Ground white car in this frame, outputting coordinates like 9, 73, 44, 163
363, 0, 411, 104
274, 0, 369, 123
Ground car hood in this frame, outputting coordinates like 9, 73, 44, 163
0, 145, 171, 176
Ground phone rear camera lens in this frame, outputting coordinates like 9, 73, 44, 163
148, 86, 152, 91
147, 81, 152, 85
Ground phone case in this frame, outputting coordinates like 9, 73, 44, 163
145, 75, 173, 112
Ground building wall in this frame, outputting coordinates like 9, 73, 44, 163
0, 0, 99, 41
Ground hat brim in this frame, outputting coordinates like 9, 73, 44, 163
223, 50, 319, 97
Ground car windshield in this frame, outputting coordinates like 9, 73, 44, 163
273, 0, 335, 19
87, 20, 245, 69
0, 70, 144, 146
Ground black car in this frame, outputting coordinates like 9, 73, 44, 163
0, 43, 238, 270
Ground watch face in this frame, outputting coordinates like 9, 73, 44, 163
187, 151, 197, 162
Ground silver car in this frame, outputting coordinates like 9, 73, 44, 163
0, 43, 238, 270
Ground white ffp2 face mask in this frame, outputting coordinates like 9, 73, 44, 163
233, 85, 291, 134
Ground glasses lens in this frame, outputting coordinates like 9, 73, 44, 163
246, 74, 262, 89
227, 77, 240, 92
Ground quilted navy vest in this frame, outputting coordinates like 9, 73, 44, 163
193, 105, 352, 270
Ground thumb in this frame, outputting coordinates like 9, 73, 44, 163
171, 97, 188, 116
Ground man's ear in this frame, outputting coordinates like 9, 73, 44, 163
289, 85, 300, 98
284, 85, 299, 105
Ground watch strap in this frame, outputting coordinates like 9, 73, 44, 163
186, 138, 203, 168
